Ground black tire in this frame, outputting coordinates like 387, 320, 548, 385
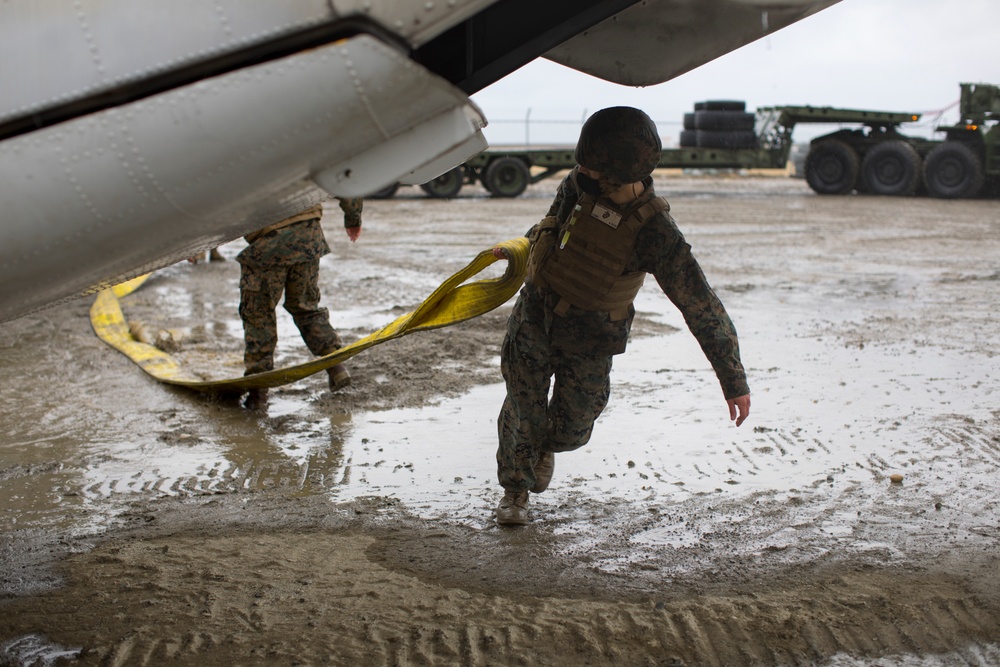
366, 182, 399, 199
419, 167, 464, 199
860, 140, 921, 196
694, 100, 746, 112
679, 130, 698, 147
805, 140, 860, 195
683, 112, 697, 130
694, 111, 755, 131
923, 141, 984, 199
695, 130, 758, 149
483, 157, 530, 198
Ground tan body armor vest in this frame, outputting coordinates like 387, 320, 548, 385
531, 194, 669, 321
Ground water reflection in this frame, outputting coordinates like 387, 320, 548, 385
0, 360, 356, 532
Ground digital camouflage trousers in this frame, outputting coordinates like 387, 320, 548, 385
239, 260, 342, 375
496, 294, 613, 491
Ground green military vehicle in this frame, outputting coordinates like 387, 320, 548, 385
372, 83, 999, 200
797, 82, 1000, 198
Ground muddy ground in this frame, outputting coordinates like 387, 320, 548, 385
1, 174, 999, 666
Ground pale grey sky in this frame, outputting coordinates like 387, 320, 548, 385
470, 0, 1000, 147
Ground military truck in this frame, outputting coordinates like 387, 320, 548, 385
799, 82, 1000, 198
370, 83, 999, 200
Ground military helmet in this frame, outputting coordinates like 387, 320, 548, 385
575, 107, 662, 185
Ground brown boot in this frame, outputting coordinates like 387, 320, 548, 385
245, 387, 268, 410
495, 490, 529, 526
531, 451, 555, 493
327, 363, 351, 391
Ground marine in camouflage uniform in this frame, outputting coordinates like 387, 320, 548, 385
237, 198, 362, 406
495, 107, 751, 525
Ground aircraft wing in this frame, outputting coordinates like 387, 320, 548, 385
543, 0, 840, 87
0, 0, 839, 322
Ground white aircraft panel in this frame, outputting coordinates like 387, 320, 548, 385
331, 0, 497, 47
0, 1, 497, 125
316, 105, 487, 195
0, 34, 486, 322
0, 1, 330, 122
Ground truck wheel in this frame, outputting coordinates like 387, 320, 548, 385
805, 140, 860, 195
366, 182, 399, 199
860, 140, 921, 196
419, 167, 464, 199
484, 157, 530, 198
923, 141, 984, 199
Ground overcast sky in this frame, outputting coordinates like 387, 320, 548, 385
470, 0, 1000, 147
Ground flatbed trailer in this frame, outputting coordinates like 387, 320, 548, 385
371, 83, 998, 199
369, 141, 789, 200
370, 144, 791, 200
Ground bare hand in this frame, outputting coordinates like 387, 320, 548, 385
727, 394, 751, 427
346, 226, 362, 242
492, 246, 509, 260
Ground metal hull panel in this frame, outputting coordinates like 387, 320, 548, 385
0, 35, 485, 321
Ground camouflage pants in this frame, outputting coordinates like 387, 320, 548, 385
496, 294, 612, 491
239, 260, 342, 375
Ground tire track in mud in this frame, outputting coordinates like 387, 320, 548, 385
665, 410, 1000, 500
933, 421, 1000, 467
68, 444, 347, 503
4, 529, 999, 667
74, 461, 320, 499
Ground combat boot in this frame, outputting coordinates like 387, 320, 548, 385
531, 452, 555, 493
328, 363, 351, 391
495, 489, 529, 526
245, 388, 268, 410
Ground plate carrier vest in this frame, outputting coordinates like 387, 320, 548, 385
529, 193, 669, 321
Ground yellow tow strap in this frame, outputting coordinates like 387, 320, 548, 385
91, 237, 529, 394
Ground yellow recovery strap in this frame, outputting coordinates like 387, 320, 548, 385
90, 237, 529, 395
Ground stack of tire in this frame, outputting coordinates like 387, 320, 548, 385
679, 100, 758, 150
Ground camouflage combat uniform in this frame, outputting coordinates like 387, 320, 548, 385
497, 174, 749, 491
237, 198, 362, 375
